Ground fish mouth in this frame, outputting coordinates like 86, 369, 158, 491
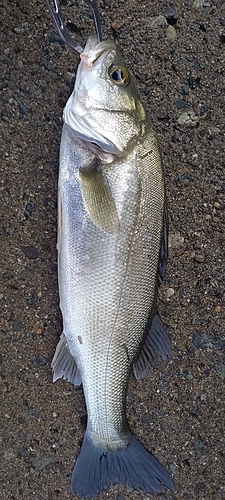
79, 35, 116, 67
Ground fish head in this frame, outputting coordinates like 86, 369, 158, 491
63, 35, 146, 157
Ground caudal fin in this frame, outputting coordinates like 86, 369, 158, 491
71, 432, 175, 498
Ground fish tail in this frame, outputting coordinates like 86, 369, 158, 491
71, 431, 175, 497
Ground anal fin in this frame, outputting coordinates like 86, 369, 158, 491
51, 333, 82, 386
133, 314, 172, 380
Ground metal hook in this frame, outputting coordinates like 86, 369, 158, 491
83, 0, 102, 43
44, 0, 102, 54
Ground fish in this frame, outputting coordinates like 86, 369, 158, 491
45, 0, 175, 497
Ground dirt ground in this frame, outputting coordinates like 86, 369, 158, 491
1, 0, 224, 499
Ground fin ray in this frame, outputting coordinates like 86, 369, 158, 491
71, 432, 175, 497
51, 333, 82, 385
133, 314, 172, 380
79, 160, 119, 234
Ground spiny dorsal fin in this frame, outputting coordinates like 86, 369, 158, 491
79, 159, 119, 235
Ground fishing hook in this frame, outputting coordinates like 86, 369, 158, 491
44, 0, 102, 54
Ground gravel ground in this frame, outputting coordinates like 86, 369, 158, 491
1, 1, 225, 499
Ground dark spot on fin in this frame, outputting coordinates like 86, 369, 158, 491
51, 332, 82, 386
71, 431, 175, 497
79, 159, 119, 235
133, 314, 172, 380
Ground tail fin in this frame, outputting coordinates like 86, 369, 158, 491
71, 432, 175, 497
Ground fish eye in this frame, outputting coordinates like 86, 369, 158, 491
108, 66, 130, 86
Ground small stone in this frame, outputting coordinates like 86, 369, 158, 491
43, 61, 55, 72
25, 203, 36, 215
182, 370, 193, 381
18, 430, 27, 442
29, 409, 36, 418
216, 364, 225, 377
169, 463, 178, 475
178, 110, 199, 128
214, 201, 220, 208
174, 99, 187, 109
35, 354, 49, 367
13, 320, 24, 331
210, 126, 221, 134
189, 76, 200, 89
193, 332, 225, 350
149, 15, 168, 29
215, 305, 221, 313
193, 0, 203, 8
14, 22, 34, 34
31, 456, 58, 471
111, 21, 123, 30
194, 254, 205, 263
4, 451, 16, 460
19, 445, 30, 458
49, 32, 65, 46
26, 292, 38, 305
164, 6, 178, 25
166, 288, 175, 298
166, 25, 177, 41
21, 246, 39, 259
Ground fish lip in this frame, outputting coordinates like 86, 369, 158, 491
79, 37, 116, 67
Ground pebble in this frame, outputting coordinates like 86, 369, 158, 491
14, 22, 34, 34
175, 99, 188, 109
166, 288, 175, 298
25, 203, 36, 215
169, 463, 178, 475
182, 370, 194, 381
164, 6, 178, 25
194, 254, 205, 263
29, 409, 36, 418
111, 21, 123, 30
13, 320, 24, 331
193, 332, 225, 350
21, 246, 39, 259
49, 32, 65, 46
166, 25, 177, 41
216, 364, 225, 377
148, 15, 168, 29
35, 354, 49, 367
26, 292, 38, 305
178, 110, 199, 128
4, 451, 16, 460
215, 305, 221, 313
31, 456, 58, 471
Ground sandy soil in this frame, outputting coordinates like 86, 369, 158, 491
1, 0, 224, 499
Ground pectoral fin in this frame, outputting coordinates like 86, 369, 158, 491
79, 160, 119, 235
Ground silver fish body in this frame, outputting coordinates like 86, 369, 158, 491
52, 35, 174, 497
